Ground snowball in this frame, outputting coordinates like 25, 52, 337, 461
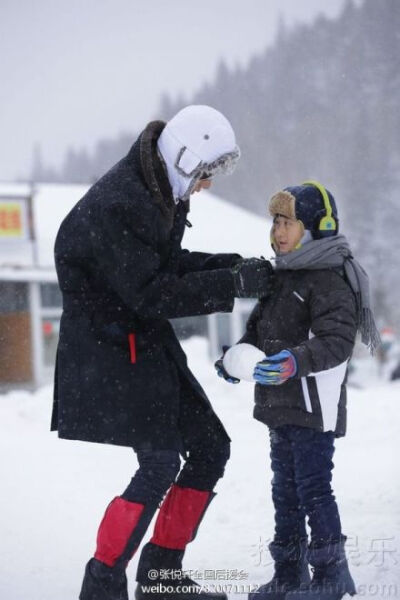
223, 343, 265, 382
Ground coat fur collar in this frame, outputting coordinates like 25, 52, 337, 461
139, 120, 176, 226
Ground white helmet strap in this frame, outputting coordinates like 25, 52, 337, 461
174, 146, 203, 178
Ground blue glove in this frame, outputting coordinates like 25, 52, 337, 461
214, 346, 240, 384
253, 350, 297, 386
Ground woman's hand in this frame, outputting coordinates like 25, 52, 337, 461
214, 346, 240, 384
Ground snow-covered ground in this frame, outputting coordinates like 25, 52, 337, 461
1, 337, 399, 599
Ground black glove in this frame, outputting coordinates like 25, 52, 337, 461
214, 346, 240, 384
231, 258, 274, 298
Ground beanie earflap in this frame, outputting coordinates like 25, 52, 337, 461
269, 191, 297, 220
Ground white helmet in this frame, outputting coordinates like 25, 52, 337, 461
157, 105, 240, 202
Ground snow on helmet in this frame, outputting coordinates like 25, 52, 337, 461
157, 105, 240, 202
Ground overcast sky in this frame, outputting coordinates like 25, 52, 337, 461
0, 0, 351, 181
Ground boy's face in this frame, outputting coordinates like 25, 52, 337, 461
272, 214, 304, 254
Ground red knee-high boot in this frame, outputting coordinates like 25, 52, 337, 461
95, 497, 145, 567
80, 496, 157, 600
136, 484, 226, 600
150, 484, 212, 550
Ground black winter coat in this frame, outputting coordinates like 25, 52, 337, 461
239, 268, 357, 436
51, 121, 240, 449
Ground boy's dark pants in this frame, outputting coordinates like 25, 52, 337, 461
269, 425, 342, 547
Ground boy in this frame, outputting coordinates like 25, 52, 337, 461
216, 181, 380, 600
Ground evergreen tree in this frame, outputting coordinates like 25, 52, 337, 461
35, 0, 400, 328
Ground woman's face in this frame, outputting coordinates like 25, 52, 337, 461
272, 214, 304, 253
192, 178, 212, 194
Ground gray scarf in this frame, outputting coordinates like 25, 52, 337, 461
273, 234, 381, 354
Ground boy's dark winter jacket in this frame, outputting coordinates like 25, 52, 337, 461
239, 268, 357, 436
51, 120, 240, 449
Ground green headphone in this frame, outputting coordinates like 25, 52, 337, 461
302, 179, 337, 236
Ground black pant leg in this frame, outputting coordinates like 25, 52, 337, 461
121, 449, 181, 504
175, 376, 231, 491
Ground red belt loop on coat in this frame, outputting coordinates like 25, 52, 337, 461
128, 333, 137, 364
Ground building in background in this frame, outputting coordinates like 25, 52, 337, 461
0, 183, 85, 391
0, 182, 269, 390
